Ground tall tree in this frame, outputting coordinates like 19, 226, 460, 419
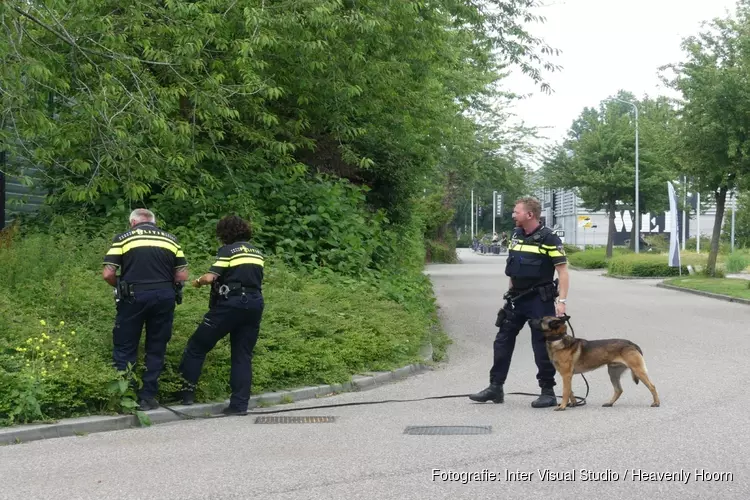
662, 0, 750, 275
540, 91, 678, 258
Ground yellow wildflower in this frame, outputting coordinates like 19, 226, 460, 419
59, 321, 65, 326
40, 320, 46, 326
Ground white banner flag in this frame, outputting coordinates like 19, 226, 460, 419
667, 181, 681, 268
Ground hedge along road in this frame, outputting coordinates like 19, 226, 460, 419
1, 248, 748, 500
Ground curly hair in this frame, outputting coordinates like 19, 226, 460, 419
216, 215, 252, 245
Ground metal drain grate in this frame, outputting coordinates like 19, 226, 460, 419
254, 416, 336, 424
403, 425, 492, 435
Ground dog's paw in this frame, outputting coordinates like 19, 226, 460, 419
602, 403, 613, 407
651, 402, 660, 407
554, 405, 566, 411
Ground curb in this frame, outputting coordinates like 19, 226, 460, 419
0, 360, 434, 446
604, 274, 677, 280
656, 282, 750, 305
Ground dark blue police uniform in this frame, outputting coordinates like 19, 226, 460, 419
103, 222, 188, 407
178, 241, 265, 414
470, 223, 567, 407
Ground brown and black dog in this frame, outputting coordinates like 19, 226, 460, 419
529, 315, 660, 411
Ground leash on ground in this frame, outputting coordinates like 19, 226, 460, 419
158, 317, 589, 420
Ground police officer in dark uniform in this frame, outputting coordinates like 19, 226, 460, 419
102, 209, 189, 411
469, 196, 570, 408
178, 215, 265, 416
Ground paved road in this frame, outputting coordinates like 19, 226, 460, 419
2, 248, 748, 499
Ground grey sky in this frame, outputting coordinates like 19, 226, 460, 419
502, 0, 739, 161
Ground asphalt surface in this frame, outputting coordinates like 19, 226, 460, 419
2, 248, 748, 499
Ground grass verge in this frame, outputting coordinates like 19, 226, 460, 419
0, 230, 449, 427
661, 277, 750, 301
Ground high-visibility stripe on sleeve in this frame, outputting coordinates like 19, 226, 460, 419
107, 247, 123, 256
211, 260, 230, 268
547, 250, 565, 258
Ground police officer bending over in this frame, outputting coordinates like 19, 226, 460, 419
469, 196, 569, 408
102, 209, 189, 411
179, 215, 265, 416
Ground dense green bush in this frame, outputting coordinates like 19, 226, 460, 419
725, 252, 750, 273
568, 249, 608, 269
0, 230, 447, 426
607, 253, 689, 277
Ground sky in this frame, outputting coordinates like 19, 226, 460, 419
501, 0, 740, 165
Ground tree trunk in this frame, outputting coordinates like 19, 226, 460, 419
707, 186, 728, 276
606, 198, 616, 259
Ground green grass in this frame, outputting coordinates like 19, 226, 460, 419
0, 230, 449, 427
663, 277, 750, 300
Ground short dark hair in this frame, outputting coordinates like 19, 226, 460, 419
216, 215, 252, 245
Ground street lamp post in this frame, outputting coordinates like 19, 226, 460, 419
606, 97, 640, 254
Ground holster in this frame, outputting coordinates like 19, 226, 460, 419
175, 282, 184, 305
114, 278, 131, 303
209, 281, 220, 309
538, 280, 559, 303
495, 308, 507, 327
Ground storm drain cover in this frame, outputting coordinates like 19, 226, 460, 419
254, 416, 336, 424
403, 425, 492, 435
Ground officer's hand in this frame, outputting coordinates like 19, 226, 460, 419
555, 302, 566, 317
191, 279, 202, 289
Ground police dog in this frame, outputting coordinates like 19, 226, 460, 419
529, 315, 660, 411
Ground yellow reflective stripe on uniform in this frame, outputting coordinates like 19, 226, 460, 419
511, 244, 543, 254
211, 260, 230, 268
113, 234, 180, 249
121, 239, 179, 255
176, 250, 185, 258
228, 256, 264, 267
107, 247, 123, 256
547, 250, 565, 258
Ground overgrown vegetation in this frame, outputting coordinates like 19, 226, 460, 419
0, 228, 448, 426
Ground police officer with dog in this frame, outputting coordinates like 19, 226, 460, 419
102, 208, 189, 411
178, 215, 265, 416
469, 196, 569, 408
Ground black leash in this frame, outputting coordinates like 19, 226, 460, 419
156, 318, 589, 420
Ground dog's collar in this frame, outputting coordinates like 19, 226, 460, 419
545, 333, 566, 342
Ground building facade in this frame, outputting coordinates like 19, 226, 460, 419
533, 182, 735, 249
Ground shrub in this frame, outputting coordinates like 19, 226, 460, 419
725, 252, 750, 273
425, 239, 458, 263
607, 253, 688, 277
0, 229, 446, 426
568, 249, 608, 269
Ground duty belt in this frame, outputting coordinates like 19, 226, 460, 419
130, 281, 175, 291
215, 282, 259, 299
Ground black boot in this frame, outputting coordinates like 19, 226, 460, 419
469, 383, 504, 403
531, 387, 557, 408
181, 391, 195, 406
136, 398, 159, 411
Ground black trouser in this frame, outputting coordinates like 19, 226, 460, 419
112, 288, 176, 400
179, 293, 264, 412
489, 292, 557, 389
